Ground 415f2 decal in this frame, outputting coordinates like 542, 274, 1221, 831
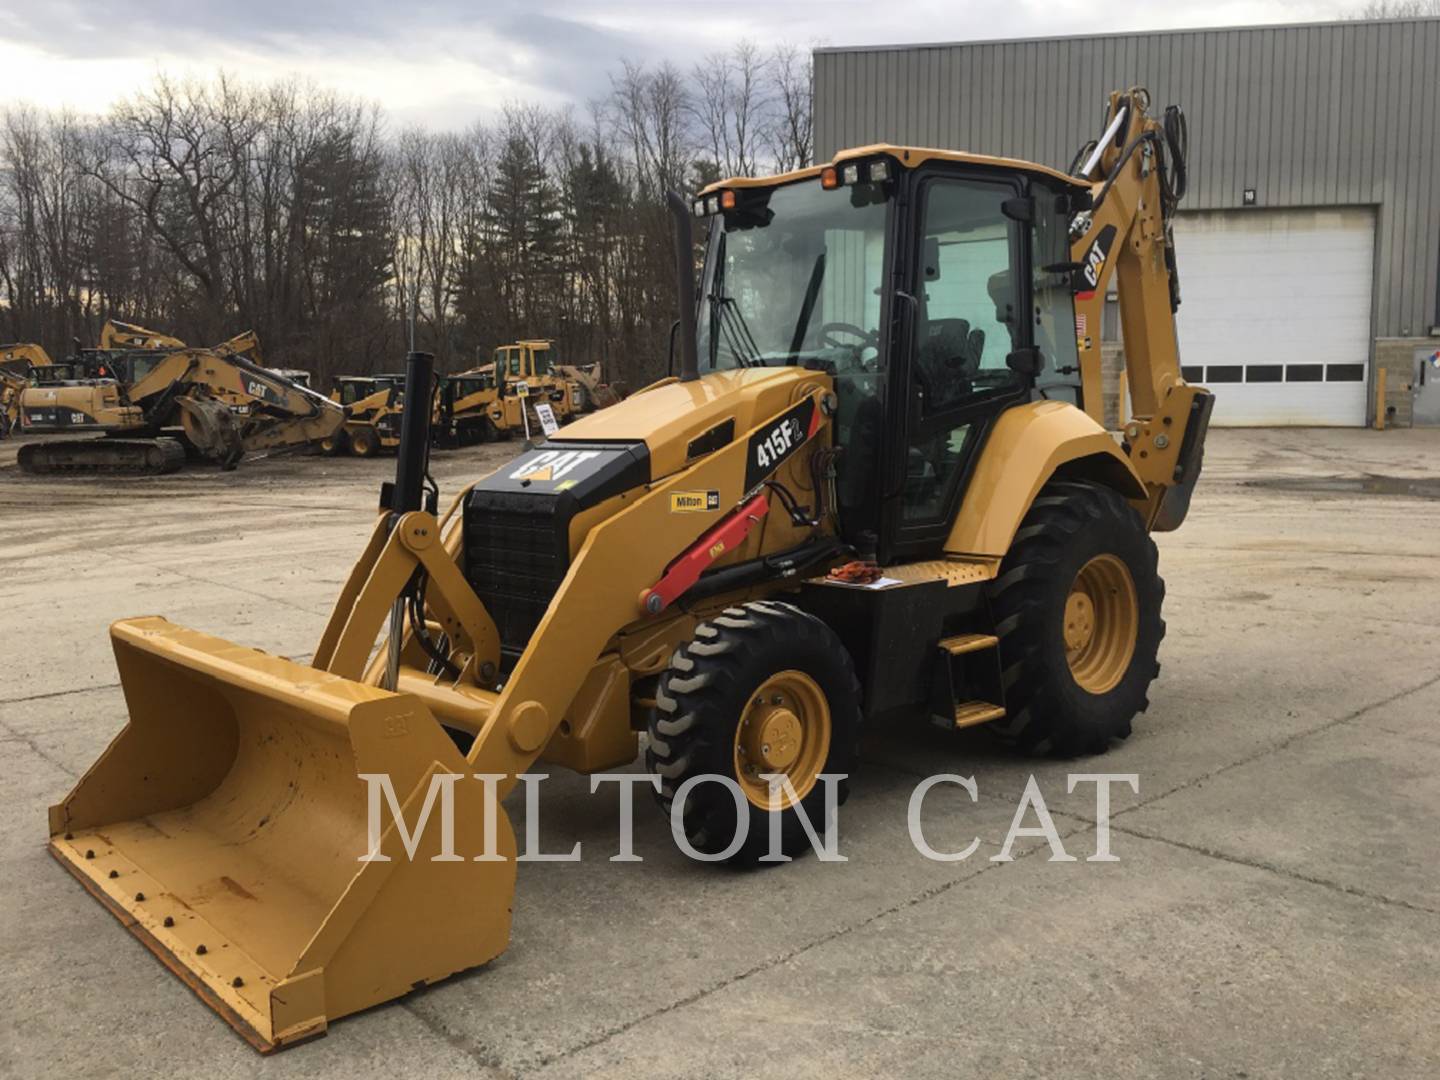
743, 397, 818, 491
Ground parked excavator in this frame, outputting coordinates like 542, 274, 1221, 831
49, 88, 1208, 1050
18, 330, 344, 474
1, 342, 53, 437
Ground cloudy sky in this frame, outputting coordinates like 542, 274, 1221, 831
2, 0, 1365, 128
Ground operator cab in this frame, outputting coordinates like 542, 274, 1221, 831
334, 374, 404, 407
693, 147, 1087, 562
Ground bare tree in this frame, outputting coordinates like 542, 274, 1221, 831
86, 74, 262, 339
1347, 0, 1440, 15
0, 43, 816, 388
767, 43, 814, 171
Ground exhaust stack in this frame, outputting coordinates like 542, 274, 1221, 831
666, 191, 700, 383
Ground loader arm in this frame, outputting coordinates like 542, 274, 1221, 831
1072, 88, 1212, 530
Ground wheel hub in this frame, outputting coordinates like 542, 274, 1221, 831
1064, 592, 1096, 651
748, 709, 801, 769
733, 671, 832, 810
1065, 553, 1139, 695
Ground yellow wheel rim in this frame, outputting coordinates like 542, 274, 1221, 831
1065, 554, 1139, 694
733, 670, 832, 811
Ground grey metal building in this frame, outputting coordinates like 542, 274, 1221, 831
813, 18, 1440, 426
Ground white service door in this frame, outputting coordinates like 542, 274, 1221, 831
1172, 208, 1375, 426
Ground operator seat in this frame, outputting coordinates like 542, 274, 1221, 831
917, 317, 985, 410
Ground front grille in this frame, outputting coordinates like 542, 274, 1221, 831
462, 440, 650, 667
463, 490, 571, 662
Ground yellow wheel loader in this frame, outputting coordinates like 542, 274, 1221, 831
490, 340, 586, 433
49, 89, 1210, 1050
18, 332, 344, 474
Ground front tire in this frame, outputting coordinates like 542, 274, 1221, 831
349, 426, 380, 457
989, 480, 1165, 756
647, 600, 860, 865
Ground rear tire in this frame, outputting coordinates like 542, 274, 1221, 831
647, 600, 860, 865
989, 480, 1165, 756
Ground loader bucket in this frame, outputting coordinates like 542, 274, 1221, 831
48, 617, 517, 1052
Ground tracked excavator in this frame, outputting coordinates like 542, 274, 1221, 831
48, 89, 1209, 1049
18, 332, 344, 474
1, 343, 53, 437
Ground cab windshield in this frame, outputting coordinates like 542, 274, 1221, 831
697, 179, 889, 373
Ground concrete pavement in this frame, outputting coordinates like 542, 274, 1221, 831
1, 427, 1437, 1078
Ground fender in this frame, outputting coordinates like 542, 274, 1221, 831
944, 401, 1145, 559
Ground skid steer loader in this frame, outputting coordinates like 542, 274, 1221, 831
49, 89, 1210, 1050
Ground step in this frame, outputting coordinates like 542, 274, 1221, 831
953, 700, 1006, 728
938, 633, 999, 656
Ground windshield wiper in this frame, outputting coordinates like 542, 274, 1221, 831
787, 251, 827, 357
708, 292, 764, 368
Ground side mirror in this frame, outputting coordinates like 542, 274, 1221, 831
922, 236, 941, 282
1006, 347, 1042, 378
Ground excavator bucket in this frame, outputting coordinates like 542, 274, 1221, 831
48, 617, 517, 1052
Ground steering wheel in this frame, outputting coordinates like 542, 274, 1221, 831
818, 322, 877, 349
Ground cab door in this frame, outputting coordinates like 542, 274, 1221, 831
881, 171, 1033, 560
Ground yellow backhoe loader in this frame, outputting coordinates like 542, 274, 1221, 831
49, 89, 1209, 1050
18, 333, 344, 474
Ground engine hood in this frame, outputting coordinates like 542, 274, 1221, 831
554, 366, 829, 481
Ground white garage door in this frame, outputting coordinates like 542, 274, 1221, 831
1172, 208, 1375, 426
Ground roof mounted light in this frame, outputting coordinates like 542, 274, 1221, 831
868, 159, 891, 183
820, 166, 839, 190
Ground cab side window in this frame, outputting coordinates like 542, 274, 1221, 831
1031, 189, 1081, 402
901, 178, 1023, 526
913, 179, 1023, 416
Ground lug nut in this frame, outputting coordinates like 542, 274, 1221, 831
108, 870, 119, 879
64, 832, 74, 840
84, 849, 95, 859
232, 977, 244, 988
197, 944, 208, 955
163, 917, 174, 928
135, 892, 145, 902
